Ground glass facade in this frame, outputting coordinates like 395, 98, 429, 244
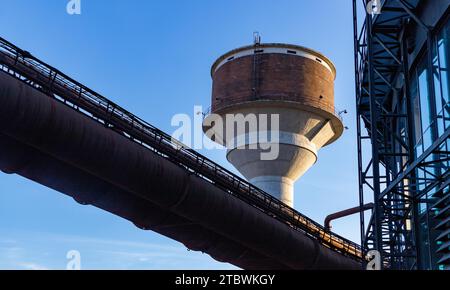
436, 21, 450, 134
405, 15, 450, 270
411, 17, 450, 157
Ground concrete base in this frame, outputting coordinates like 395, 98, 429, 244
204, 101, 344, 209
250, 176, 294, 207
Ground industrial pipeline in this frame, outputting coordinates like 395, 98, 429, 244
0, 37, 363, 269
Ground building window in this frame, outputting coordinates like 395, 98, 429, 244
417, 57, 434, 150
433, 42, 445, 137
435, 18, 450, 133
411, 71, 424, 156
411, 16, 450, 157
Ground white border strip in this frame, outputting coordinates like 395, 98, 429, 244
213, 47, 334, 75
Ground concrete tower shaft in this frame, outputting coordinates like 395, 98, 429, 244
204, 43, 344, 207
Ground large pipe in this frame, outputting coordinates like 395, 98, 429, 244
0, 133, 289, 270
0, 71, 361, 269
324, 203, 374, 231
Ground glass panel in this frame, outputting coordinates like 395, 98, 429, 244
445, 103, 450, 131
418, 59, 432, 139
411, 70, 423, 157
438, 19, 450, 129
433, 39, 445, 136
410, 70, 422, 156
446, 139, 450, 169
423, 126, 433, 149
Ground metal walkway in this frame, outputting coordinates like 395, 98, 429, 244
0, 36, 363, 262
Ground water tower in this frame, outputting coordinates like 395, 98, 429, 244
203, 39, 343, 208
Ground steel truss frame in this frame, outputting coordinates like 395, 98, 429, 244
354, 0, 450, 269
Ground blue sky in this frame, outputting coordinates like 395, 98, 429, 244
0, 0, 363, 270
